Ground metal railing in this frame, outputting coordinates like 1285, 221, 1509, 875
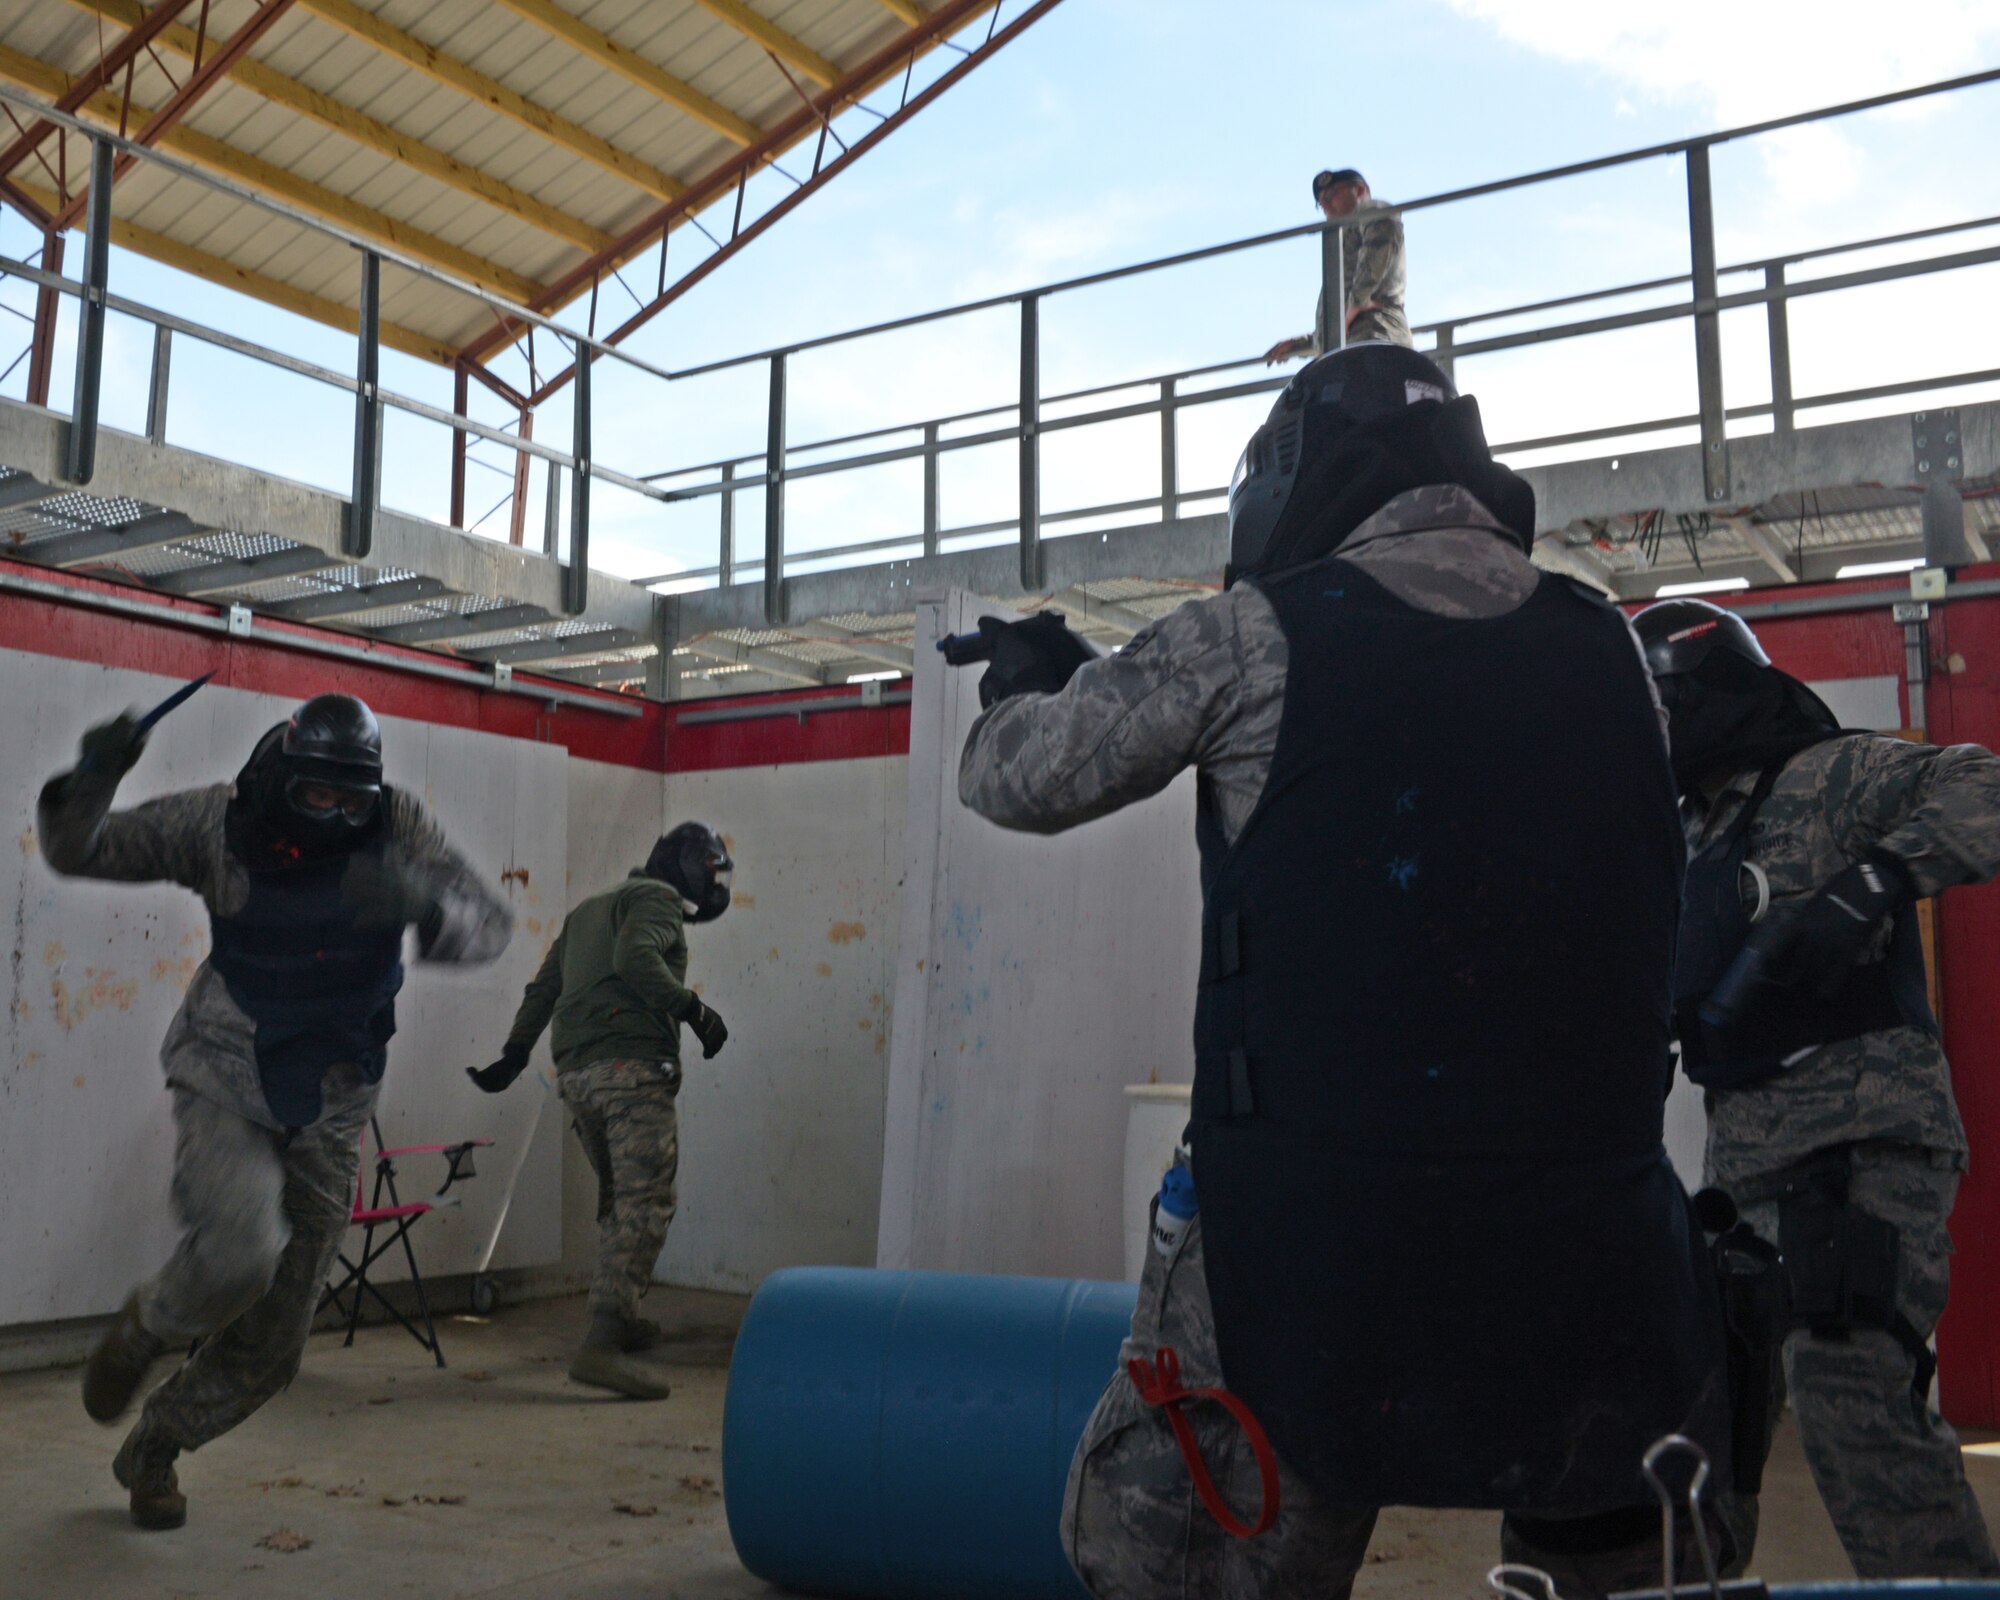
2, 67, 1998, 629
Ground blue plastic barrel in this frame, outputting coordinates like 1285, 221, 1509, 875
1770, 1590, 2000, 1599
723, 1266, 1137, 1600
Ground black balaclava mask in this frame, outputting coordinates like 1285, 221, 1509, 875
645, 822, 734, 923
1659, 650, 1842, 795
225, 723, 385, 872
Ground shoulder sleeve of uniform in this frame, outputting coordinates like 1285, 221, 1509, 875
1831, 734, 2000, 896
957, 586, 1275, 834
387, 788, 514, 963
37, 780, 230, 894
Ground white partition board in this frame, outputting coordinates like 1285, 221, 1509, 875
0, 653, 564, 1326
878, 591, 1202, 1280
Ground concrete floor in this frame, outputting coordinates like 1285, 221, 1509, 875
7, 1290, 2000, 1599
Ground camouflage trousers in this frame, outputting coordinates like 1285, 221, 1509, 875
1062, 1209, 1709, 1600
1726, 1144, 1998, 1578
127, 1081, 372, 1460
1345, 306, 1411, 349
560, 1059, 680, 1322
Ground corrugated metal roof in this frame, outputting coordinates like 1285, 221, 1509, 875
0, 0, 1022, 365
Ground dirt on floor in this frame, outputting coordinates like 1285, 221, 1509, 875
5, 1288, 2000, 1598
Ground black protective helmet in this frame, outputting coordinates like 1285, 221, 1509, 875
646, 821, 734, 923
1228, 342, 1457, 579
1630, 599, 1771, 679
281, 693, 382, 826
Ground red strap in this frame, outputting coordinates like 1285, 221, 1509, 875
1127, 1346, 1281, 1539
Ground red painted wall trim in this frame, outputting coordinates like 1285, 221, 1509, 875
0, 556, 673, 769
666, 684, 912, 773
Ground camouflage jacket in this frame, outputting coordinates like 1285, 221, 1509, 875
38, 764, 513, 1131
1298, 197, 1410, 352
1691, 734, 2000, 1188
960, 484, 1661, 846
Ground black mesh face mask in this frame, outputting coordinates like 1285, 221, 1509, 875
1658, 653, 1840, 794
646, 823, 734, 922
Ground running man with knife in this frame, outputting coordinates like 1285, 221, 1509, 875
37, 687, 512, 1530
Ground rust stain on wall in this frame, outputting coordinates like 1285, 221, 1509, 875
827, 922, 867, 946
51, 970, 139, 1030
501, 867, 532, 892
815, 962, 833, 978
17, 828, 35, 857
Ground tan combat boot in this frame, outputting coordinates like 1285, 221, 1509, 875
113, 1430, 187, 1531
568, 1311, 673, 1400
82, 1294, 165, 1424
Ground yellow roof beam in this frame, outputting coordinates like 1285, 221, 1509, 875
875, 0, 930, 25
56, 0, 614, 253
0, 44, 545, 304
485, 0, 766, 146
297, 0, 686, 203
12, 174, 455, 365
686, 0, 839, 90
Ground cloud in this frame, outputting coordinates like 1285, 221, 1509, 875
1443, 0, 2000, 124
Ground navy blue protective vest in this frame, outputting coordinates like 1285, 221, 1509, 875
1191, 560, 1730, 1509
1674, 749, 1937, 1090
208, 844, 405, 1128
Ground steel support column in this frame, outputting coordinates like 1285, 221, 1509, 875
564, 345, 591, 615
347, 249, 381, 558
719, 459, 736, 584
1431, 323, 1455, 383
1160, 375, 1178, 522
26, 232, 63, 408
543, 458, 561, 556
449, 365, 469, 527
1018, 293, 1041, 591
508, 409, 533, 546
763, 351, 786, 625
1687, 146, 1729, 503
145, 324, 172, 445
1765, 262, 1794, 435
64, 138, 114, 484
922, 422, 941, 556
1318, 221, 1346, 354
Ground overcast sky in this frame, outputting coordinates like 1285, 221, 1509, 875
3, 0, 1998, 587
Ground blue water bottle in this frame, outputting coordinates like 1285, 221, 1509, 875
1151, 1162, 1198, 1258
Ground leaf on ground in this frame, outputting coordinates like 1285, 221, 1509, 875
253, 1475, 306, 1491
323, 1484, 362, 1498
380, 1496, 405, 1507
460, 1369, 496, 1383
412, 1493, 466, 1506
256, 1529, 313, 1554
677, 1474, 715, 1493
688, 1443, 713, 1453
613, 1503, 658, 1518
366, 1396, 395, 1406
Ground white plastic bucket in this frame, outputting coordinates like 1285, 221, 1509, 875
1121, 1084, 1193, 1282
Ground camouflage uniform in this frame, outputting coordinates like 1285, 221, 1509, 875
1294, 198, 1411, 353
1066, 1207, 1715, 1600
37, 768, 510, 1462
964, 487, 1676, 1590
559, 1059, 682, 1322
1690, 733, 2000, 1577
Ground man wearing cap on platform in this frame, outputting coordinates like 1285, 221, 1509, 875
1264, 168, 1410, 363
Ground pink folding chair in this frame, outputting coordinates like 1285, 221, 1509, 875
317, 1117, 493, 1367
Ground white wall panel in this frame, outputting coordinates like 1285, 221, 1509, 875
654, 756, 907, 1292
879, 592, 1202, 1281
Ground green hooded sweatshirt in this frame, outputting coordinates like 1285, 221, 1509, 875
504, 869, 696, 1072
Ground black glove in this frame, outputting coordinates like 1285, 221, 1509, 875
975, 613, 1095, 710
683, 999, 729, 1059
1742, 853, 1912, 1001
340, 849, 440, 933
467, 1045, 530, 1094
75, 712, 147, 780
